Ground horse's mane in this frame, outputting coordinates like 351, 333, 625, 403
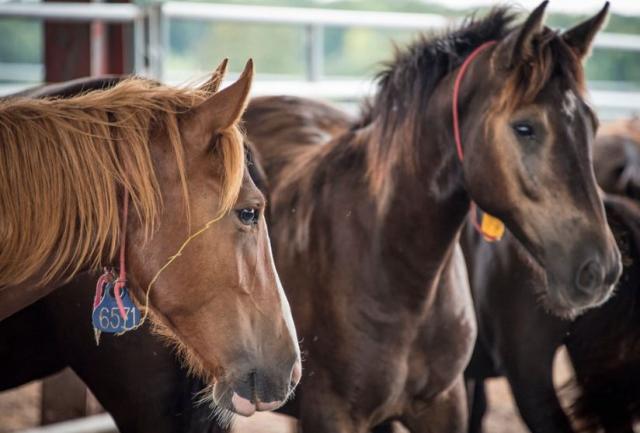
361, 7, 584, 200
0, 78, 244, 289
250, 7, 586, 259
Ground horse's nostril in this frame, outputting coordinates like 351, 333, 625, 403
575, 259, 604, 293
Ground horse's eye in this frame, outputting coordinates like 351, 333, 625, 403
512, 122, 536, 139
237, 208, 259, 226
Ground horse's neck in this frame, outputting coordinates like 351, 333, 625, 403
0, 277, 59, 321
367, 95, 470, 307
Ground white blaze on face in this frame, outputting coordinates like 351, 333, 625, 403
562, 89, 578, 120
265, 229, 300, 361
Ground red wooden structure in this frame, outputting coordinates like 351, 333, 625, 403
44, 0, 131, 82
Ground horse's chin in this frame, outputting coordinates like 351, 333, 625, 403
211, 379, 255, 419
536, 277, 615, 321
191, 382, 236, 427
538, 293, 583, 320
520, 253, 594, 320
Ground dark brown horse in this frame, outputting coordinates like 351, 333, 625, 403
0, 61, 300, 417
463, 194, 640, 433
463, 117, 640, 433
242, 3, 619, 432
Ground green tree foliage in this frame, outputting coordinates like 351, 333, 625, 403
0, 19, 41, 63
169, 20, 306, 77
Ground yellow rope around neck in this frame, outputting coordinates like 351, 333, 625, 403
135, 213, 225, 327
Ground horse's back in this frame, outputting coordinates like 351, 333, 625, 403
244, 96, 352, 181
6, 76, 125, 100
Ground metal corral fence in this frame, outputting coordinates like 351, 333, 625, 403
0, 2, 640, 117
0, 2, 638, 113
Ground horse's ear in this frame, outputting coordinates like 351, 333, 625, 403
199, 58, 229, 94
562, 2, 609, 61
185, 59, 253, 137
495, 1, 548, 69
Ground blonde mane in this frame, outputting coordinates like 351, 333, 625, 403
0, 78, 245, 290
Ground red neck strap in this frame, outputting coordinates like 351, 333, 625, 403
452, 40, 498, 241
114, 191, 129, 292
452, 40, 497, 162
93, 190, 129, 320
112, 191, 129, 319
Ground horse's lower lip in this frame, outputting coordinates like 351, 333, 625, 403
231, 392, 256, 416
536, 287, 577, 319
257, 400, 282, 411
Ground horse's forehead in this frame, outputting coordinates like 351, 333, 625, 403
560, 89, 578, 121
542, 85, 595, 132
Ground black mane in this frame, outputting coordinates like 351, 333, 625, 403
360, 8, 516, 128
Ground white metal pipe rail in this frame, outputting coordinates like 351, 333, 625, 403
161, 2, 449, 29
155, 2, 640, 83
157, 2, 453, 81
4, 2, 637, 50
0, 2, 141, 22
0, 1, 639, 114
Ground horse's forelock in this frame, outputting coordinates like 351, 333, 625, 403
215, 126, 245, 219
491, 29, 586, 115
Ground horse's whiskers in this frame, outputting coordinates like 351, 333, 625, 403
193, 384, 214, 406
209, 401, 235, 430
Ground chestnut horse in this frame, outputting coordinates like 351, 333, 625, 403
0, 65, 269, 429
0, 61, 300, 417
242, 3, 620, 432
594, 115, 640, 199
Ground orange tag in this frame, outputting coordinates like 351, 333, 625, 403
480, 213, 505, 242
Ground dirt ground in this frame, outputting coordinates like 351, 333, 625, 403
0, 350, 572, 433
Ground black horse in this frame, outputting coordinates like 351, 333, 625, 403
463, 192, 640, 433
0, 271, 224, 433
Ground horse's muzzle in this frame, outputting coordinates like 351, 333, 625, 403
215, 360, 302, 417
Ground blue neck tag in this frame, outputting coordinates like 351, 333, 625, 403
92, 281, 142, 334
